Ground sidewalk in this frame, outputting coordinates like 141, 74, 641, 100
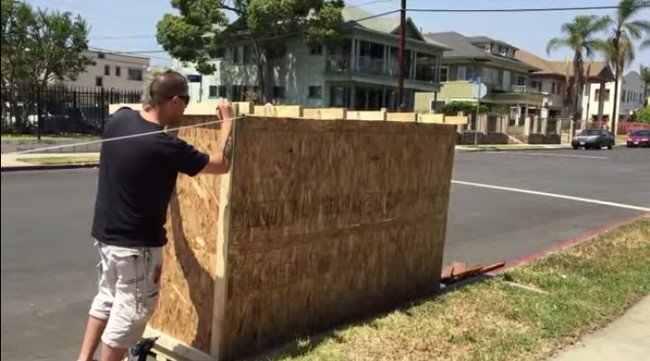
548, 295, 650, 361
1, 152, 99, 170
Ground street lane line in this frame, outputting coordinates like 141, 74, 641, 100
483, 151, 607, 160
451, 180, 650, 212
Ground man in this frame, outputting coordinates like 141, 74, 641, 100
77, 69, 233, 361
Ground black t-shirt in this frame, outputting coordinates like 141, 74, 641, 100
91, 108, 209, 247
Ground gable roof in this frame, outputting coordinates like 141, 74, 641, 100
467, 36, 517, 49
424, 31, 538, 71
515, 48, 615, 81
342, 6, 444, 46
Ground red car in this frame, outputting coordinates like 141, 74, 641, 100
626, 129, 650, 147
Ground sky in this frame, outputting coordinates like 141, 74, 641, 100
26, 0, 650, 71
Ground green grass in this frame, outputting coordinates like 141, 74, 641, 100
18, 155, 99, 165
266, 218, 650, 361
1, 134, 99, 141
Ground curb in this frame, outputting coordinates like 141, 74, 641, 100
456, 145, 571, 152
1, 163, 100, 172
488, 213, 649, 274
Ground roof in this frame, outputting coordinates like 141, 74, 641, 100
467, 35, 517, 49
424, 32, 537, 70
342, 7, 450, 49
342, 6, 400, 34
88, 47, 150, 61
515, 48, 614, 80
424, 32, 487, 58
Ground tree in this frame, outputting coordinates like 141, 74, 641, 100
547, 15, 611, 136
156, 0, 344, 103
602, 0, 650, 135
636, 107, 650, 123
640, 64, 650, 102
1, 0, 92, 134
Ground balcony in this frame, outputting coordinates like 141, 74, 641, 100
438, 81, 546, 105
326, 55, 388, 75
511, 85, 528, 93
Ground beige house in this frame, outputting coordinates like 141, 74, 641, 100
415, 32, 545, 125
515, 49, 616, 122
64, 48, 149, 91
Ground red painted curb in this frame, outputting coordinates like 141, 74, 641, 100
490, 212, 650, 274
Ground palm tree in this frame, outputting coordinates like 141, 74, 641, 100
547, 15, 610, 135
603, 0, 650, 134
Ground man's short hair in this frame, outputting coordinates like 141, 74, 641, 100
141, 69, 188, 107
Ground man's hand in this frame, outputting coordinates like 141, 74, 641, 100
216, 98, 234, 123
200, 98, 234, 174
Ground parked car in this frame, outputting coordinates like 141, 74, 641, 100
626, 129, 650, 147
571, 129, 615, 150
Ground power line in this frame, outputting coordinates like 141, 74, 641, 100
90, 35, 157, 40
117, 9, 402, 55
406, 5, 649, 13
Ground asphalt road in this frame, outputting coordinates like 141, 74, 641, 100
1, 147, 648, 361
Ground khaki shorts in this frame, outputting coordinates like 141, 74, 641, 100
89, 240, 163, 349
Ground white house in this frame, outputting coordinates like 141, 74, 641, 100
174, 6, 448, 111
581, 71, 646, 122
64, 48, 150, 91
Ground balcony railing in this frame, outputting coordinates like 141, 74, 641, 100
511, 85, 528, 93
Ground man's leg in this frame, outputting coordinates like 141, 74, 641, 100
78, 242, 115, 361
100, 246, 162, 361
77, 316, 108, 361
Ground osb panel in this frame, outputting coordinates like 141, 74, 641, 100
418, 113, 444, 123
302, 108, 346, 119
444, 115, 470, 125
148, 116, 223, 354
386, 112, 417, 122
253, 105, 303, 118
223, 117, 455, 358
345, 110, 386, 121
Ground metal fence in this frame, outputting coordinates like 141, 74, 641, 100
1, 86, 141, 136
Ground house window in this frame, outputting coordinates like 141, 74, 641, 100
95, 76, 103, 87
232, 46, 241, 64
517, 75, 526, 86
310, 44, 323, 55
551, 83, 556, 94
243, 45, 254, 64
218, 85, 227, 97
273, 86, 285, 99
215, 47, 225, 58
484, 44, 491, 52
232, 85, 244, 100
115, 66, 121, 77
127, 68, 143, 81
439, 67, 449, 82
457, 66, 466, 81
595, 89, 611, 102
308, 85, 322, 99
97, 52, 105, 59
457, 66, 473, 81
208, 85, 218, 98
104, 65, 110, 76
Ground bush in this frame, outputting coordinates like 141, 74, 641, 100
636, 107, 650, 124
456, 132, 509, 145
444, 101, 488, 116
527, 133, 561, 144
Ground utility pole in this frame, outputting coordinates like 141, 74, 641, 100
397, 0, 406, 112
